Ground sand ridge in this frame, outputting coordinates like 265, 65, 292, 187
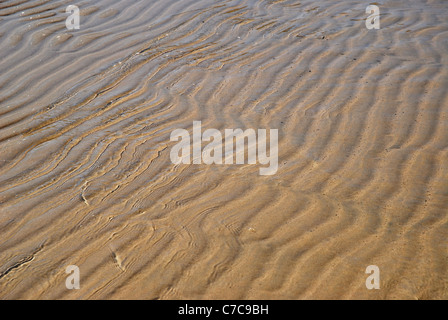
0, 0, 447, 299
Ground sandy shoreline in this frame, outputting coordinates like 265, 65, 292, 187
0, 0, 447, 299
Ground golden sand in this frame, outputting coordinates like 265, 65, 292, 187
0, 0, 447, 299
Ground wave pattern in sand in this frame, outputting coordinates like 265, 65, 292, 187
0, 0, 447, 299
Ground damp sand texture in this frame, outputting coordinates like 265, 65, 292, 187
0, 0, 447, 300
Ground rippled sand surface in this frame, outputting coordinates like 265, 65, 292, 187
0, 0, 447, 300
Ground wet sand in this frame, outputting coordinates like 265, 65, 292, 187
0, 0, 447, 299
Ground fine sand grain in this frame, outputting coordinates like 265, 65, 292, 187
0, 0, 447, 299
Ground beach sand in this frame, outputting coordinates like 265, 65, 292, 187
0, 0, 447, 299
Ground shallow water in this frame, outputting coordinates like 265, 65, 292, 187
0, 0, 447, 299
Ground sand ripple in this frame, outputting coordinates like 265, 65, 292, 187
0, 0, 447, 299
